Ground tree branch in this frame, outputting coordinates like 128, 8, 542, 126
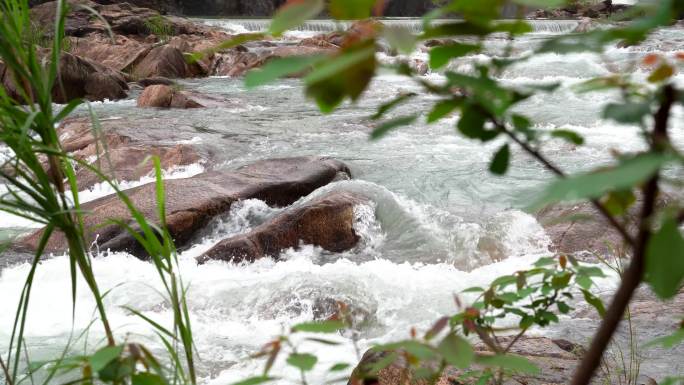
497, 123, 636, 247
569, 84, 675, 385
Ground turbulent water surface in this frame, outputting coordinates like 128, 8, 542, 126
1, 20, 684, 384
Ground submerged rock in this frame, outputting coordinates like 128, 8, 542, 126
137, 76, 177, 87
536, 201, 633, 258
56, 118, 200, 190
198, 191, 367, 264
18, 157, 351, 258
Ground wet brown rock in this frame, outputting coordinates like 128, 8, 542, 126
18, 157, 351, 258
349, 337, 585, 385
56, 118, 200, 190
30, 0, 102, 37
210, 50, 264, 77
50, 52, 128, 103
1, 50, 125, 103
536, 201, 632, 257
537, 193, 673, 258
573, 17, 594, 33
83, 71, 129, 101
132, 45, 190, 79
79, 144, 199, 190
69, 34, 152, 72
137, 76, 177, 87
198, 191, 366, 264
209, 45, 336, 78
137, 84, 235, 108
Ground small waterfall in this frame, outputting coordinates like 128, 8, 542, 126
527, 20, 580, 34
200, 18, 581, 35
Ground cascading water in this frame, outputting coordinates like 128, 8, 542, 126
199, 18, 581, 35
1, 18, 683, 385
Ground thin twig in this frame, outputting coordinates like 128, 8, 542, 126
569, 84, 675, 385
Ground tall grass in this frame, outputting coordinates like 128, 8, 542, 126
0, 1, 195, 384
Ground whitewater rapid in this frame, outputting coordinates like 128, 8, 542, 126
1, 20, 684, 384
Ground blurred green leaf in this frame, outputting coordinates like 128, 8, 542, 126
648, 64, 675, 83
645, 329, 684, 349
305, 45, 376, 84
372, 92, 417, 120
513, 0, 564, 6
532, 153, 669, 208
494, 21, 533, 35
231, 376, 276, 385
383, 26, 417, 54
292, 320, 346, 333
371, 115, 418, 139
645, 216, 684, 299
427, 99, 460, 123
245, 55, 326, 88
476, 354, 539, 374
490, 143, 510, 175
429, 43, 479, 69
602, 190, 636, 215
582, 289, 606, 317
132, 373, 166, 385
89, 345, 122, 373
437, 333, 474, 369
189, 33, 265, 62
422, 22, 493, 39
329, 363, 350, 372
603, 102, 651, 124
551, 129, 584, 145
462, 286, 485, 293
576, 275, 593, 290
287, 353, 318, 372
269, 0, 324, 36
329, 0, 376, 19
305, 42, 377, 112
379, 340, 436, 360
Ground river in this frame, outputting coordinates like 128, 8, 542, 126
1, 19, 683, 384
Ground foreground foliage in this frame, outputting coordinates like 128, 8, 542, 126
236, 0, 684, 384
0, 1, 196, 385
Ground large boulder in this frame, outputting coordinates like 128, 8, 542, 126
30, 0, 102, 37
69, 34, 152, 72
132, 45, 190, 79
198, 191, 366, 264
52, 52, 129, 103
2, 52, 128, 103
18, 157, 351, 258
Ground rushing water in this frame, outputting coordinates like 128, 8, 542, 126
1, 20, 684, 384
